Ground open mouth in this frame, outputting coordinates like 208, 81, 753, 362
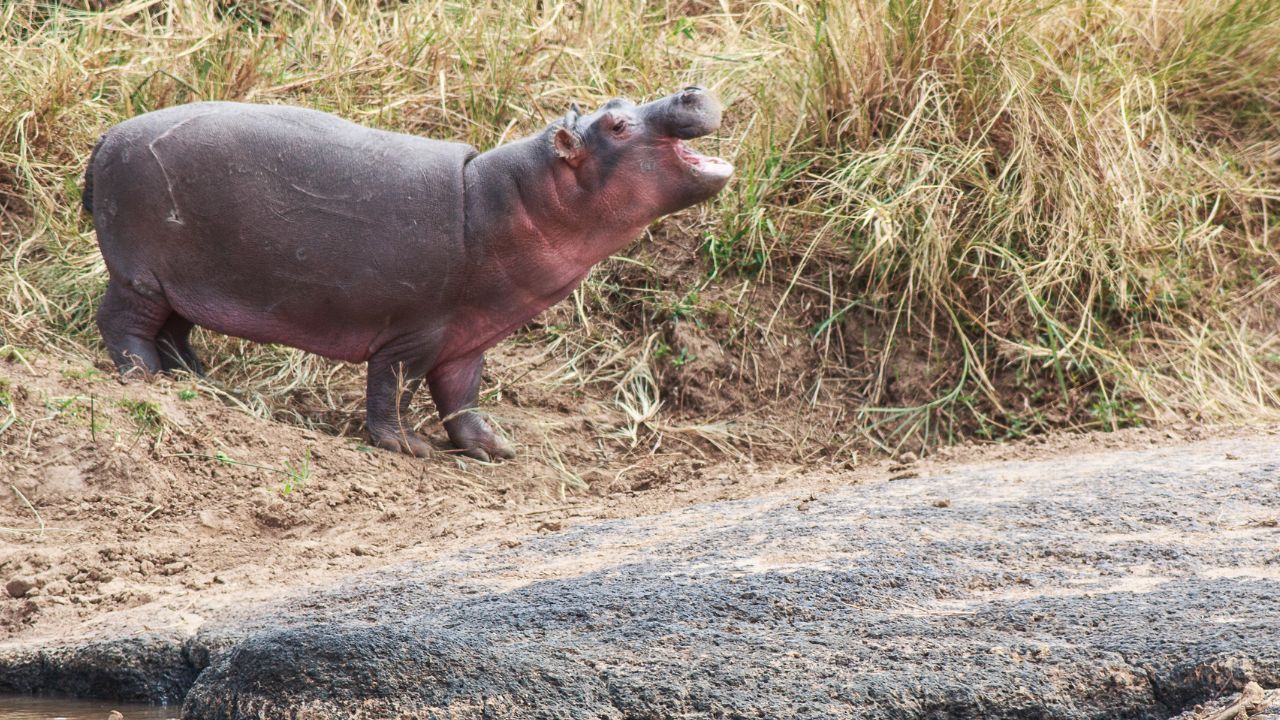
674, 140, 734, 180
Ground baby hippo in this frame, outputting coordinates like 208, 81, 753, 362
84, 87, 733, 460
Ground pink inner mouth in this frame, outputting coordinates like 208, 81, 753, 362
674, 140, 732, 175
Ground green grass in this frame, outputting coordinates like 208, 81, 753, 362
0, 378, 14, 437
2, 0, 1278, 458
118, 398, 164, 434
174, 449, 313, 495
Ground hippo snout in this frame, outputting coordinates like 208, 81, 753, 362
642, 86, 723, 140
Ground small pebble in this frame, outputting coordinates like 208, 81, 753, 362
5, 576, 36, 598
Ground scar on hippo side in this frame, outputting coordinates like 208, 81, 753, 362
145, 111, 219, 227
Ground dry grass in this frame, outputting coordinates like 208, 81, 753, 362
2, 0, 1278, 461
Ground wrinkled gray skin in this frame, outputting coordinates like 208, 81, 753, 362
85, 88, 732, 460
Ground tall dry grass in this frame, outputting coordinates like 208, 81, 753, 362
2, 0, 1278, 457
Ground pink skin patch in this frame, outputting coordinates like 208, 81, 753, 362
673, 140, 734, 180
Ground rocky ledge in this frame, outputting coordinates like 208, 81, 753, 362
3, 437, 1278, 719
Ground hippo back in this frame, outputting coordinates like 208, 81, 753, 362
90, 101, 478, 362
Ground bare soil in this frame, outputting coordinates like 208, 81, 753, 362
0, 351, 1273, 651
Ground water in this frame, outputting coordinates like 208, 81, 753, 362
0, 696, 178, 719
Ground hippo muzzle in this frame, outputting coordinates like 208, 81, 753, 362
641, 86, 724, 140
632, 86, 734, 198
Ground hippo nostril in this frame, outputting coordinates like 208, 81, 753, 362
679, 87, 703, 104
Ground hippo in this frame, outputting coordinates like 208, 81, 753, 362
82, 87, 732, 461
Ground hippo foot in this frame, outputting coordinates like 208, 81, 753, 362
445, 417, 516, 463
116, 366, 153, 383
370, 431, 435, 458
112, 358, 166, 384
453, 439, 516, 463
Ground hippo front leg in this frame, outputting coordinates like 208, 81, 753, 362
428, 355, 515, 462
365, 356, 434, 458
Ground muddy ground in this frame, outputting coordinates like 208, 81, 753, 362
1, 353, 1279, 718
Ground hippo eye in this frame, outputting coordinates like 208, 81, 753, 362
611, 119, 629, 135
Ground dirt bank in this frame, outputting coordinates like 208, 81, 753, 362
3, 351, 1271, 660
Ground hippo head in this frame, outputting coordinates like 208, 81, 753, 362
547, 86, 733, 225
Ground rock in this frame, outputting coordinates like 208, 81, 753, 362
4, 438, 1280, 719
0, 633, 195, 703
178, 438, 1280, 719
5, 576, 36, 598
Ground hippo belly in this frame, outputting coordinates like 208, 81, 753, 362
90, 101, 475, 363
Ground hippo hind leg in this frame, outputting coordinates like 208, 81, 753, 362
157, 314, 204, 376
96, 277, 171, 379
428, 354, 515, 462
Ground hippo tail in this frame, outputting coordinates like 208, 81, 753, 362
82, 135, 105, 215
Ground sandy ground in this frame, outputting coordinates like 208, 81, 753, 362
1, 352, 1274, 649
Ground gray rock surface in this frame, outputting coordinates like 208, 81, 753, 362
4, 437, 1279, 719
0, 633, 196, 704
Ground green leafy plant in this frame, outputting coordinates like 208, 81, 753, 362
176, 448, 314, 495
119, 399, 164, 435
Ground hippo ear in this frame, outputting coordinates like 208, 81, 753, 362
553, 124, 585, 167
563, 104, 581, 129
